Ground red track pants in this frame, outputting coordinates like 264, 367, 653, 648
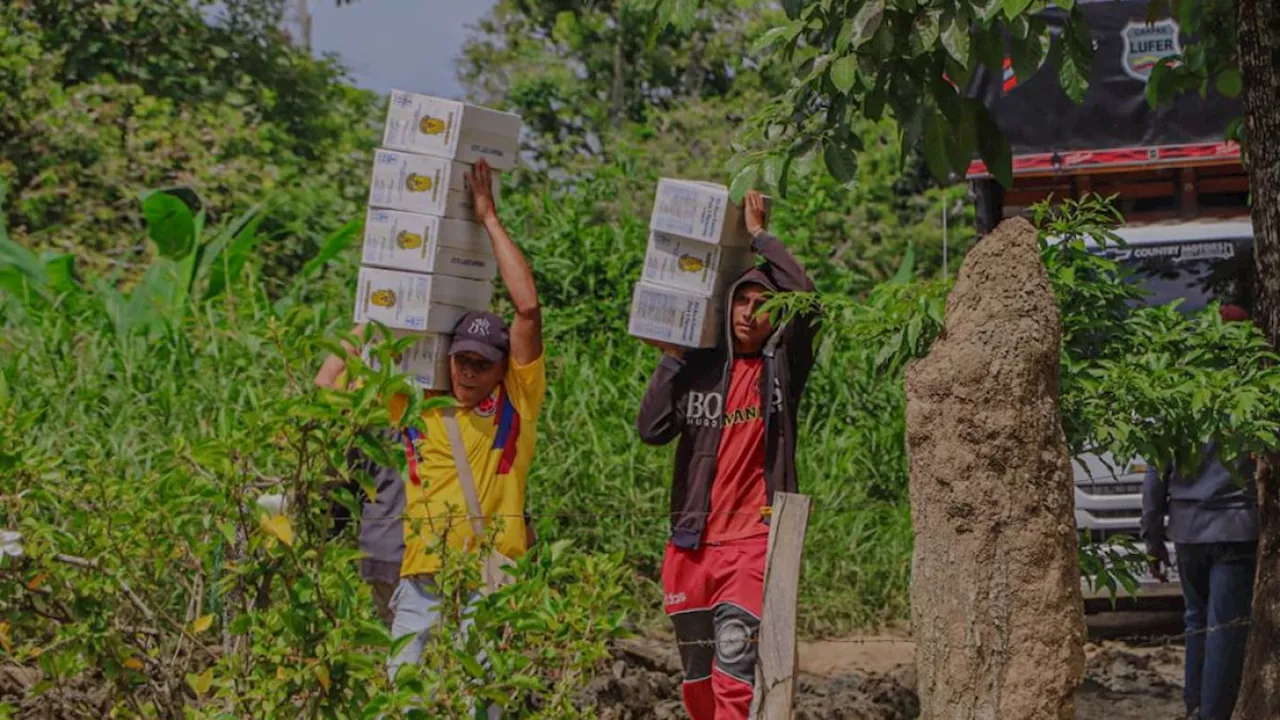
662, 535, 767, 720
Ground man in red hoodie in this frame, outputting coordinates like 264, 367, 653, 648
636, 190, 818, 720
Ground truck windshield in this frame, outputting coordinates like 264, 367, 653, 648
1095, 237, 1254, 312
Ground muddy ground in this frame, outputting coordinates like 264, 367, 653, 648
582, 628, 1186, 720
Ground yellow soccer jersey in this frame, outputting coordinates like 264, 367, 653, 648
391, 355, 546, 577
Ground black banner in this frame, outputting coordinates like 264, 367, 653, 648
969, 0, 1240, 157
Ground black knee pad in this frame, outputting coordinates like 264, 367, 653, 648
713, 603, 760, 684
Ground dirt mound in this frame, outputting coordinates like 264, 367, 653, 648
906, 216, 1085, 718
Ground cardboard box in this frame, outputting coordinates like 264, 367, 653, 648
628, 281, 724, 349
362, 331, 452, 391
368, 150, 500, 221
641, 230, 753, 298
383, 90, 522, 171
353, 267, 493, 332
648, 179, 763, 247
361, 209, 496, 281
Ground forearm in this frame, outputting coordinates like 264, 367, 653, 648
636, 354, 686, 445
1139, 467, 1168, 543
751, 231, 815, 292
483, 214, 539, 316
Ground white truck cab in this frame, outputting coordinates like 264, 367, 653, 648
1072, 217, 1255, 600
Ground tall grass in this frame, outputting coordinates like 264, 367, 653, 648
4, 162, 922, 644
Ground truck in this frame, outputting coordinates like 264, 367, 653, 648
965, 0, 1250, 603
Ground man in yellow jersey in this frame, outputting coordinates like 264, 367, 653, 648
315, 159, 544, 686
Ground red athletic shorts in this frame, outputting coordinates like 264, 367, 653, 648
661, 535, 767, 720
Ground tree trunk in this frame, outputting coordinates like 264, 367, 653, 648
1234, 0, 1280, 717
906, 218, 1085, 719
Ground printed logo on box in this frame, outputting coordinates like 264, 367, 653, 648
419, 116, 448, 136
396, 230, 423, 250
677, 254, 704, 273
371, 290, 398, 308
405, 173, 434, 193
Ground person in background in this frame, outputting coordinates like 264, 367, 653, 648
635, 190, 818, 720
1141, 304, 1259, 720
314, 159, 544, 687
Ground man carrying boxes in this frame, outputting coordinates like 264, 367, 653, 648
315, 88, 538, 705
318, 159, 543, 688
634, 188, 818, 720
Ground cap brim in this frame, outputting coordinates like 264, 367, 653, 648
448, 338, 504, 363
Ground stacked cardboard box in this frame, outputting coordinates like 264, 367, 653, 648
628, 179, 759, 349
355, 89, 521, 389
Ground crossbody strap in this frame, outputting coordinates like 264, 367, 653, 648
442, 407, 488, 541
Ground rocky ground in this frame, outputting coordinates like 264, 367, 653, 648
581, 630, 1187, 720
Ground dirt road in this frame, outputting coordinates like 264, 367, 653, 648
583, 626, 1187, 720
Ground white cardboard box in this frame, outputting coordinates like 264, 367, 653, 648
368, 150, 499, 221
362, 331, 452, 391
641, 230, 753, 298
383, 89, 522, 171
353, 267, 493, 332
628, 281, 724, 349
649, 179, 760, 247
361, 209, 496, 281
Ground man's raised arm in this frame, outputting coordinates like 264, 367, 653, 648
467, 159, 542, 365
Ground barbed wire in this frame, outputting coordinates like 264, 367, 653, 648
663, 615, 1251, 650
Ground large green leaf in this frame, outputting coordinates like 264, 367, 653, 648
830, 55, 858, 94
947, 102, 978, 175
911, 9, 942, 56
849, 0, 885, 49
729, 163, 758, 203
922, 113, 951, 183
1057, 19, 1092, 103
140, 190, 197, 261
941, 10, 972, 68
1003, 0, 1034, 20
823, 143, 858, 184
42, 255, 78, 295
974, 104, 1013, 188
0, 237, 46, 287
1215, 68, 1242, 99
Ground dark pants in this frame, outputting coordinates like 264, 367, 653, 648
1176, 541, 1256, 720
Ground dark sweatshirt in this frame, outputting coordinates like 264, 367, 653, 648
1141, 442, 1259, 546
636, 231, 818, 549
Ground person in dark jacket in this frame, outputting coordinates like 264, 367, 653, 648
636, 189, 817, 720
1141, 306, 1259, 720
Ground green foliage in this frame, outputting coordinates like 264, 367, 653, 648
0, 1, 377, 284
1143, 0, 1243, 144
648, 0, 1083, 190
0, 218, 631, 716
460, 0, 784, 167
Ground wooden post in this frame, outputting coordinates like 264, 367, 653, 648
749, 493, 811, 720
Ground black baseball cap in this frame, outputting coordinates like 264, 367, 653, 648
450, 310, 510, 362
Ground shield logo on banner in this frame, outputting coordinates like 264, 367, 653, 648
1121, 19, 1182, 82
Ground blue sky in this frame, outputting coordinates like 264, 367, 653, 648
309, 0, 499, 98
